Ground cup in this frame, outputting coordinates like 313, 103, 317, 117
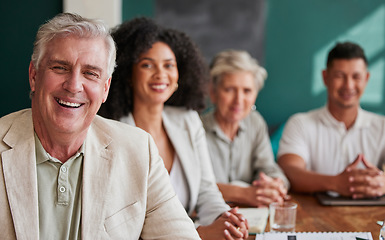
380, 220, 385, 240
269, 202, 297, 232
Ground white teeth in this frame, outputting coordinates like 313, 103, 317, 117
151, 84, 167, 90
57, 99, 81, 108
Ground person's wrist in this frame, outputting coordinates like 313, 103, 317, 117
235, 186, 248, 204
330, 175, 340, 193
196, 225, 208, 240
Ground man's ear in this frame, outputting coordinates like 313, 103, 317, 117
365, 71, 370, 84
102, 77, 112, 103
29, 61, 37, 92
322, 69, 328, 87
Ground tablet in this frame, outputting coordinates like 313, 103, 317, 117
315, 192, 385, 206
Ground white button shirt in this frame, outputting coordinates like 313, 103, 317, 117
278, 106, 385, 175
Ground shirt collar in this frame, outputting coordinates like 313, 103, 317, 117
319, 105, 371, 130
34, 133, 85, 165
204, 110, 246, 143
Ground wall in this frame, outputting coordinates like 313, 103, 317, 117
0, 1, 62, 117
122, 0, 154, 20
0, 0, 150, 117
260, 0, 385, 129
122, 0, 385, 130
154, 0, 266, 66
2, 1, 385, 132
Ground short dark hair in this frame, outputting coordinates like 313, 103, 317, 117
98, 17, 208, 120
326, 41, 368, 68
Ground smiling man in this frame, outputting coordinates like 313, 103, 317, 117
0, 13, 199, 240
278, 42, 385, 199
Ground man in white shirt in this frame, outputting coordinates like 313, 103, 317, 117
278, 42, 385, 199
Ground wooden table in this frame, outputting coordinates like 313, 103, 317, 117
247, 192, 385, 239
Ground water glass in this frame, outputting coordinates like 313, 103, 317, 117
269, 202, 297, 232
380, 221, 385, 240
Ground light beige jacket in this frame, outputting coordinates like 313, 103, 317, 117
0, 109, 200, 240
123, 106, 230, 226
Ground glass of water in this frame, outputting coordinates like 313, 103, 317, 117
380, 221, 385, 240
269, 202, 297, 232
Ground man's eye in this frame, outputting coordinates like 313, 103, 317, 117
84, 71, 99, 79
51, 66, 67, 72
85, 71, 96, 76
334, 73, 344, 78
353, 75, 363, 81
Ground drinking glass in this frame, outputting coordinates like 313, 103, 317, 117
269, 202, 297, 232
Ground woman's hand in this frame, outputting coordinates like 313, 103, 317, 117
251, 172, 288, 207
197, 207, 249, 240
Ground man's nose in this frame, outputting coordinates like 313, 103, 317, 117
63, 72, 83, 93
344, 76, 355, 89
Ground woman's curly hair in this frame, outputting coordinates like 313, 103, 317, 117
98, 17, 208, 120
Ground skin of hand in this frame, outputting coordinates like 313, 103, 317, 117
340, 154, 385, 199
251, 172, 288, 207
197, 207, 249, 240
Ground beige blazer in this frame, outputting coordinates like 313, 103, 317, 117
123, 106, 229, 226
0, 109, 200, 240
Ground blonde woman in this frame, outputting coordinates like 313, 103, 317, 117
201, 50, 289, 208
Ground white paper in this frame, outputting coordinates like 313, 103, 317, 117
237, 207, 269, 234
255, 231, 373, 240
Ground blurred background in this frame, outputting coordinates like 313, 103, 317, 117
1, 0, 384, 133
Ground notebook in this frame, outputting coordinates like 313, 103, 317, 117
237, 207, 269, 235
315, 192, 385, 206
255, 231, 373, 240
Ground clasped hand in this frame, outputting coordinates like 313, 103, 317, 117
197, 207, 249, 240
250, 172, 288, 207
336, 153, 385, 198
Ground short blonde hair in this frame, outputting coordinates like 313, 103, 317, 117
210, 49, 267, 91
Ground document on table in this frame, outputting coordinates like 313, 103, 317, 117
237, 207, 268, 234
255, 231, 373, 240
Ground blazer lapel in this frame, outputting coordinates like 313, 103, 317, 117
81, 119, 114, 239
2, 110, 39, 239
162, 113, 199, 214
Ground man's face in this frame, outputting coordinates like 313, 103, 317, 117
29, 36, 111, 138
323, 58, 369, 110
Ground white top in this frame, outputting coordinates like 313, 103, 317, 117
170, 154, 190, 209
121, 106, 229, 226
122, 114, 190, 210
278, 106, 385, 175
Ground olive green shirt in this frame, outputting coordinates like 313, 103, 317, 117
35, 134, 83, 240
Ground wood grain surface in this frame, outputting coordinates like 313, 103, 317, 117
247, 192, 385, 240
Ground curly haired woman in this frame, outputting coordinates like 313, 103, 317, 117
99, 17, 248, 240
